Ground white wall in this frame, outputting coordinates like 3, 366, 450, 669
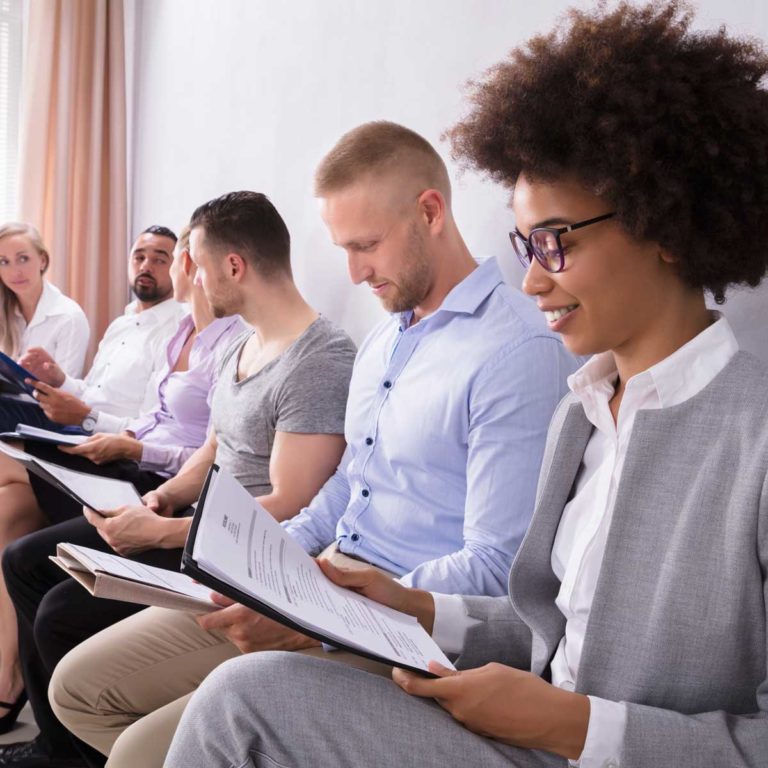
128, 0, 768, 356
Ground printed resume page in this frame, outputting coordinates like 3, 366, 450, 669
192, 466, 454, 672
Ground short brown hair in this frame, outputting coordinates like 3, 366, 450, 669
315, 121, 451, 204
189, 191, 291, 279
447, 0, 768, 303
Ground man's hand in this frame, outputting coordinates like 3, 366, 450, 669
392, 663, 590, 760
28, 380, 89, 425
83, 505, 167, 555
142, 489, 175, 517
196, 593, 320, 654
318, 558, 435, 633
19, 348, 66, 387
60, 433, 142, 464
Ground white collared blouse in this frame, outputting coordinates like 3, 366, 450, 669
14, 280, 90, 377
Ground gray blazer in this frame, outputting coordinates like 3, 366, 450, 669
458, 351, 768, 767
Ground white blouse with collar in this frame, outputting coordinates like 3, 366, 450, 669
14, 280, 90, 377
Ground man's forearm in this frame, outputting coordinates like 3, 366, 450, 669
156, 516, 193, 549
156, 441, 216, 510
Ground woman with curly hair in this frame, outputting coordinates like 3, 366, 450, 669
163, 3, 768, 766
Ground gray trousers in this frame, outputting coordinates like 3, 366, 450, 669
164, 651, 564, 768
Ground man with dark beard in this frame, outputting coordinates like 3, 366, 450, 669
19, 225, 187, 432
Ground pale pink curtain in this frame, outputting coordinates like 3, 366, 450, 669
17, 0, 127, 355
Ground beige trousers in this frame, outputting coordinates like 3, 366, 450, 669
49, 547, 393, 768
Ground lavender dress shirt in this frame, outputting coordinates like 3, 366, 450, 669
128, 314, 246, 476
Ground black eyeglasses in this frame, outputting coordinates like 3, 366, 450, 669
509, 212, 616, 273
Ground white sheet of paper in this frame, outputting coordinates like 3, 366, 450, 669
14, 424, 88, 446
0, 442, 140, 511
33, 458, 143, 511
61, 544, 215, 603
193, 467, 454, 672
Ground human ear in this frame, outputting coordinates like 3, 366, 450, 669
658, 246, 677, 265
418, 189, 446, 231
181, 250, 194, 276
226, 252, 246, 279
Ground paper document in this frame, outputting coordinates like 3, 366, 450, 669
36, 459, 142, 510
53, 544, 216, 613
1, 424, 88, 446
61, 544, 214, 602
0, 441, 142, 512
188, 466, 454, 673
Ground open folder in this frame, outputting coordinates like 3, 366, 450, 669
51, 544, 216, 613
181, 464, 455, 675
0, 441, 142, 513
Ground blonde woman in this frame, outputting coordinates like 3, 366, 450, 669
0, 223, 90, 380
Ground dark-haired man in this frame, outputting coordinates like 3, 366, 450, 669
50, 123, 578, 768
1, 195, 355, 768
168, 4, 768, 767
19, 226, 186, 433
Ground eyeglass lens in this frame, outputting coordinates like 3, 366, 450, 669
510, 230, 564, 272
530, 230, 563, 272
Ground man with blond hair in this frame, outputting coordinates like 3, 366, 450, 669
51, 122, 578, 768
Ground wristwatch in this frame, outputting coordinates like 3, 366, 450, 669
81, 409, 98, 434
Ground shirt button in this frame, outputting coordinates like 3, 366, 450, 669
383, 380, 392, 389
361, 489, 370, 498
350, 533, 360, 542
365, 437, 373, 446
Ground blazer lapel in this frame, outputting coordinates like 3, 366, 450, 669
509, 400, 593, 675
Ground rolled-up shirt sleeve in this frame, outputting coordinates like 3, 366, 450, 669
138, 441, 198, 476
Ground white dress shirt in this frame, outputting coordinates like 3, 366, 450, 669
60, 298, 188, 432
14, 281, 90, 377
432, 314, 739, 768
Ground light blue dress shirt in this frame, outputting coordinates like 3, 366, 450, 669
284, 258, 578, 596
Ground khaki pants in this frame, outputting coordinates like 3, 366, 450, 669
49, 547, 393, 768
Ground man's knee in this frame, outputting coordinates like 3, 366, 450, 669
1, 533, 31, 589
49, 642, 94, 729
33, 586, 71, 668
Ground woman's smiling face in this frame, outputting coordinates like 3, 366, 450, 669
516, 174, 681, 359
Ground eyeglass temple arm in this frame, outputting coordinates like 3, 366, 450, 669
564, 213, 615, 233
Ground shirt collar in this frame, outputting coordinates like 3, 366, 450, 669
196, 315, 243, 351
568, 312, 739, 410
17, 281, 70, 329
125, 297, 185, 322
394, 257, 503, 330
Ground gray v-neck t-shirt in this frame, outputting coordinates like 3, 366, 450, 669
211, 316, 356, 496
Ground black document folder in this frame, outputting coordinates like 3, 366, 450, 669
182, 464, 451, 676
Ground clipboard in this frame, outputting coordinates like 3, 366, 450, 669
0, 441, 142, 515
181, 464, 440, 676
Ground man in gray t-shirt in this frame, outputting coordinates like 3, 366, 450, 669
86, 191, 357, 542
212, 317, 356, 497
8, 193, 356, 768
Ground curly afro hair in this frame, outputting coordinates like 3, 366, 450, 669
447, 1, 768, 302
